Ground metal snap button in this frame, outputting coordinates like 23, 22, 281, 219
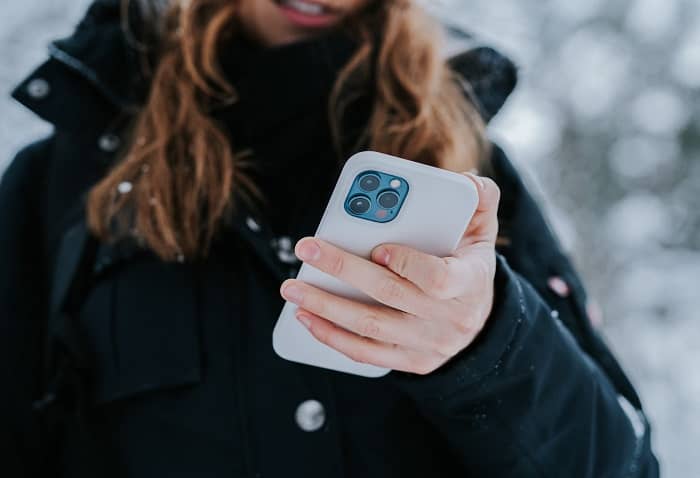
277, 236, 292, 251
275, 235, 299, 265
98, 133, 121, 153
295, 399, 325, 432
278, 249, 299, 264
26, 78, 50, 99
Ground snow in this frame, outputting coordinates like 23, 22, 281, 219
0, 0, 93, 172
609, 135, 680, 181
630, 87, 690, 136
672, 25, 700, 88
2, 0, 699, 476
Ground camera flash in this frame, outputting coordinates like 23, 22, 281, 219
390, 179, 401, 189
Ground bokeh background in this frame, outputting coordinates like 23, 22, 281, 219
1, 0, 698, 476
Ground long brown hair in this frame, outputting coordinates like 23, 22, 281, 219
87, 0, 488, 261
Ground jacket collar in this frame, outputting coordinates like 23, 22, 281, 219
49, 0, 149, 111
11, 0, 518, 133
11, 0, 144, 134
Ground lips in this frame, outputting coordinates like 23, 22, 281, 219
273, 0, 342, 29
275, 0, 334, 16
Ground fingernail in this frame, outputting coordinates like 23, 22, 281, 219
296, 239, 321, 262
374, 247, 390, 266
282, 284, 304, 303
463, 172, 485, 190
296, 313, 312, 329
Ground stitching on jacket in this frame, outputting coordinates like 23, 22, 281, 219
48, 43, 139, 113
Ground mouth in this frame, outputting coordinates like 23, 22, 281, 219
276, 0, 333, 15
273, 0, 342, 28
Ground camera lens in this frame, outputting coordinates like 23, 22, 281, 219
348, 195, 371, 215
359, 174, 380, 192
378, 190, 400, 209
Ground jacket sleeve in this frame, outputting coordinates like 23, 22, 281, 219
389, 147, 659, 477
0, 138, 53, 477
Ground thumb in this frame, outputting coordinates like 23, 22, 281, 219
456, 172, 501, 253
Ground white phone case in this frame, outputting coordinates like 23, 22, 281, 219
272, 151, 479, 377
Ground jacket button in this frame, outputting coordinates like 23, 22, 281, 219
26, 78, 51, 99
295, 399, 325, 432
278, 249, 299, 264
98, 133, 122, 153
275, 235, 300, 265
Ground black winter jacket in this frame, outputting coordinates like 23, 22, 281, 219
1, 1, 659, 477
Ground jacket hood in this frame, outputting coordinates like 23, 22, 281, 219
11, 0, 518, 133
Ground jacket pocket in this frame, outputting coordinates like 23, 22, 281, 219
78, 257, 201, 404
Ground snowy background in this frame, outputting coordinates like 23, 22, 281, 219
1, 0, 698, 476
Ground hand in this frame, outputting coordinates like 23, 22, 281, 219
280, 173, 501, 375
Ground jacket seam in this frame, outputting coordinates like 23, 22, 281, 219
48, 43, 139, 114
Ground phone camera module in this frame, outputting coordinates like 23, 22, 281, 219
348, 195, 372, 215
345, 170, 408, 223
378, 190, 400, 209
359, 174, 381, 192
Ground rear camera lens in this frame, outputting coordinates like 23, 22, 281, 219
359, 174, 380, 192
348, 195, 371, 215
378, 190, 400, 209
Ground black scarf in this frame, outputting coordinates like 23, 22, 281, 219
214, 30, 371, 236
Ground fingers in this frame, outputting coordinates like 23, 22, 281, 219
369, 173, 499, 299
293, 237, 447, 317
289, 174, 499, 308
458, 173, 501, 249
280, 279, 442, 353
371, 244, 470, 300
293, 309, 445, 375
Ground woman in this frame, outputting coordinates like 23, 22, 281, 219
1, 0, 659, 476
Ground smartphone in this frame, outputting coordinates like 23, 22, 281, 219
272, 151, 479, 377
